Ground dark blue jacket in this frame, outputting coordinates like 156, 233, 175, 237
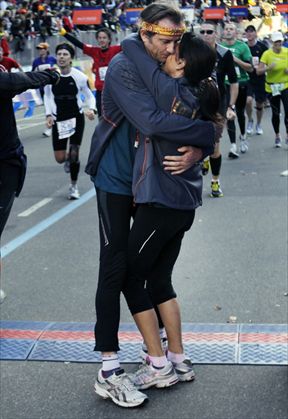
85, 37, 215, 210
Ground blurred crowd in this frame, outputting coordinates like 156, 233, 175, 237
0, 0, 286, 54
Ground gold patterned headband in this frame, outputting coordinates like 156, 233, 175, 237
140, 21, 186, 37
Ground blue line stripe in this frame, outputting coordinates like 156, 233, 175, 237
1, 188, 95, 258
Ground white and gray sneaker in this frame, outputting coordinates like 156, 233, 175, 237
172, 359, 196, 382
68, 184, 80, 200
94, 368, 148, 408
240, 135, 248, 153
246, 120, 254, 135
0, 289, 6, 304
130, 358, 179, 390
43, 128, 52, 137
228, 143, 239, 159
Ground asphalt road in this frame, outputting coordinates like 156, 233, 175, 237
0, 105, 287, 419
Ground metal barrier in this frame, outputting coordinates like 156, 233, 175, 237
9, 30, 127, 68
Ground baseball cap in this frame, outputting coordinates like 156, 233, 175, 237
245, 25, 256, 32
36, 42, 49, 50
271, 31, 284, 42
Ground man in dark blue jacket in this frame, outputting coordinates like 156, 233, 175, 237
0, 69, 60, 303
86, 3, 216, 408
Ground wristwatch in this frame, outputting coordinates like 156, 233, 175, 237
228, 104, 236, 111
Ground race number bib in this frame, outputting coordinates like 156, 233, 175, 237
235, 66, 241, 78
37, 64, 51, 71
99, 66, 108, 81
271, 83, 284, 97
56, 118, 76, 139
252, 56, 259, 67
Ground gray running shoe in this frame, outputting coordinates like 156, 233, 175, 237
130, 359, 179, 390
172, 359, 196, 382
228, 143, 239, 159
68, 184, 80, 200
240, 135, 248, 153
0, 289, 6, 304
275, 137, 282, 148
94, 369, 148, 408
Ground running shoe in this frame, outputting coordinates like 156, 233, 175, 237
68, 184, 80, 200
140, 337, 168, 362
201, 159, 209, 176
0, 289, 6, 304
275, 137, 282, 148
228, 143, 239, 159
64, 159, 70, 173
246, 120, 254, 135
240, 135, 248, 153
172, 359, 196, 382
255, 124, 263, 135
210, 180, 224, 198
94, 368, 148, 408
43, 128, 52, 137
130, 358, 179, 390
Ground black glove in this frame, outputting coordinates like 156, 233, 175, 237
43, 68, 61, 85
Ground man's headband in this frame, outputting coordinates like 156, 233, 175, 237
140, 21, 186, 37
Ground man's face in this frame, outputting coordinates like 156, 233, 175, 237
140, 18, 183, 63
56, 49, 71, 69
245, 29, 257, 42
39, 48, 48, 58
223, 24, 237, 42
199, 23, 216, 47
97, 32, 110, 49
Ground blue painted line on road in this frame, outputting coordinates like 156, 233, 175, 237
1, 188, 95, 259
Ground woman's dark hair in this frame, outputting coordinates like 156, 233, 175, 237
179, 33, 222, 123
55, 42, 75, 58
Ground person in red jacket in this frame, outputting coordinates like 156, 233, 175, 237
0, 35, 10, 56
58, 26, 121, 116
0, 46, 22, 72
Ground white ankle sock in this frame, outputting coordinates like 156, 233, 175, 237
167, 350, 186, 364
102, 354, 120, 372
148, 355, 168, 368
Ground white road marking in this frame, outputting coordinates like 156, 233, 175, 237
18, 198, 53, 217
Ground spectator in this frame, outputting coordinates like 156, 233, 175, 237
0, 46, 22, 72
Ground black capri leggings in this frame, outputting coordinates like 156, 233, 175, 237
123, 204, 195, 316
268, 88, 288, 135
0, 160, 21, 239
226, 83, 248, 142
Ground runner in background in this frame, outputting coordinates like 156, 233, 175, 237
199, 20, 238, 197
32, 42, 57, 137
221, 22, 253, 157
257, 31, 288, 147
58, 24, 121, 116
44, 43, 96, 200
244, 25, 267, 136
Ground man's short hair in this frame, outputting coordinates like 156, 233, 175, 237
201, 20, 217, 29
140, 2, 183, 26
245, 25, 256, 32
55, 42, 75, 59
96, 28, 112, 42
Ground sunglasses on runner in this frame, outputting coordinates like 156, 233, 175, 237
200, 30, 214, 35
